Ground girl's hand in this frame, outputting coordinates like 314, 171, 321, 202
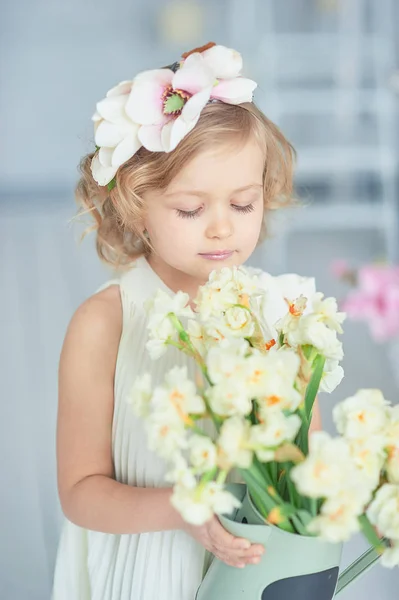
182, 515, 265, 568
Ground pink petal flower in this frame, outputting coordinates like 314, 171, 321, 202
181, 87, 212, 123
211, 77, 257, 104
358, 265, 399, 294
95, 120, 125, 147
173, 53, 215, 95
161, 118, 192, 152
138, 124, 164, 152
91, 154, 118, 186
201, 45, 243, 79
112, 129, 141, 167
96, 95, 128, 124
98, 147, 113, 167
126, 70, 173, 126
330, 259, 350, 279
106, 80, 133, 98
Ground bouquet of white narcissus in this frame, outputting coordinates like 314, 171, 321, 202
129, 266, 399, 567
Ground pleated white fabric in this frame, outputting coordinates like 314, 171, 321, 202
52, 256, 213, 600
52, 256, 316, 600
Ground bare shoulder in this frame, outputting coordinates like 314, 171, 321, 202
64, 285, 122, 351
57, 284, 123, 500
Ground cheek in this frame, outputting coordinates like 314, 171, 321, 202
147, 212, 200, 248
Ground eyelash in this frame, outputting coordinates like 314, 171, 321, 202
176, 204, 255, 219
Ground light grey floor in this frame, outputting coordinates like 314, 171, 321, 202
1, 196, 398, 599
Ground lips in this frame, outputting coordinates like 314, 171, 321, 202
199, 250, 234, 260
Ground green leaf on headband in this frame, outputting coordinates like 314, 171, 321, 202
95, 145, 100, 152
107, 178, 116, 192
164, 93, 185, 114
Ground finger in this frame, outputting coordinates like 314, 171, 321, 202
212, 520, 252, 551
217, 553, 246, 569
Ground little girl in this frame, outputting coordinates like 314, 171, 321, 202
53, 43, 321, 599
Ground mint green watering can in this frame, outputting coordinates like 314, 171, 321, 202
196, 483, 383, 600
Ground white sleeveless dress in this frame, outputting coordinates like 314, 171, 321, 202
52, 256, 315, 600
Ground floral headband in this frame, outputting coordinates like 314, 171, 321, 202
91, 42, 257, 190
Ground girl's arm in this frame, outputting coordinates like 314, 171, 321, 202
57, 286, 184, 534
56, 287, 265, 567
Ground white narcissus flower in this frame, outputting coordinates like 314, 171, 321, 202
246, 348, 301, 412
188, 434, 218, 473
333, 389, 391, 440
170, 480, 241, 525
386, 404, 399, 448
91, 80, 141, 186
187, 319, 206, 356
290, 432, 353, 498
381, 542, 399, 568
311, 292, 346, 334
293, 315, 344, 361
348, 436, 387, 489
165, 455, 198, 488
250, 412, 302, 458
207, 381, 252, 417
171, 482, 213, 525
195, 266, 259, 320
366, 484, 399, 541
146, 289, 193, 359
145, 410, 188, 459
154, 366, 206, 418
201, 481, 242, 515
206, 338, 249, 385
386, 448, 399, 484
195, 268, 238, 319
319, 360, 344, 394
220, 306, 255, 338
217, 416, 253, 470
306, 486, 371, 542
128, 373, 152, 417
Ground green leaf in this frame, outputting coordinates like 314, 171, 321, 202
358, 515, 388, 554
304, 353, 325, 420
302, 345, 314, 360
297, 353, 326, 454
163, 93, 185, 114
107, 178, 116, 192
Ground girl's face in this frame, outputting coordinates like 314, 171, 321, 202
143, 136, 265, 293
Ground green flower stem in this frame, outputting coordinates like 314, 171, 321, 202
297, 351, 325, 455
199, 467, 218, 486
358, 515, 388, 554
216, 470, 228, 485
309, 497, 318, 517
189, 423, 209, 436
166, 339, 186, 351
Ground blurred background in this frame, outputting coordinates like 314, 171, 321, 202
2, 0, 399, 597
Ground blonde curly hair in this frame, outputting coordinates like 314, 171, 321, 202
76, 101, 296, 270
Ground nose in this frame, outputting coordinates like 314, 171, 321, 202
205, 210, 234, 240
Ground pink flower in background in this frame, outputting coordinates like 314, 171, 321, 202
330, 259, 350, 279
339, 264, 399, 342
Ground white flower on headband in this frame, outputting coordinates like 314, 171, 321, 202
126, 53, 216, 154
90, 43, 257, 188
92, 80, 141, 186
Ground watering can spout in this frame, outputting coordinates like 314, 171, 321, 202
335, 544, 383, 595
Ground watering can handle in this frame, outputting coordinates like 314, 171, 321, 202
335, 540, 387, 595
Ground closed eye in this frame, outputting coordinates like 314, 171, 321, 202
176, 208, 202, 219
176, 204, 255, 219
232, 203, 255, 214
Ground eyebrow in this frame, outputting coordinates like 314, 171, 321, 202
165, 183, 263, 198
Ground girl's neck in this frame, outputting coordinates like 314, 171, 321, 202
146, 254, 205, 299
